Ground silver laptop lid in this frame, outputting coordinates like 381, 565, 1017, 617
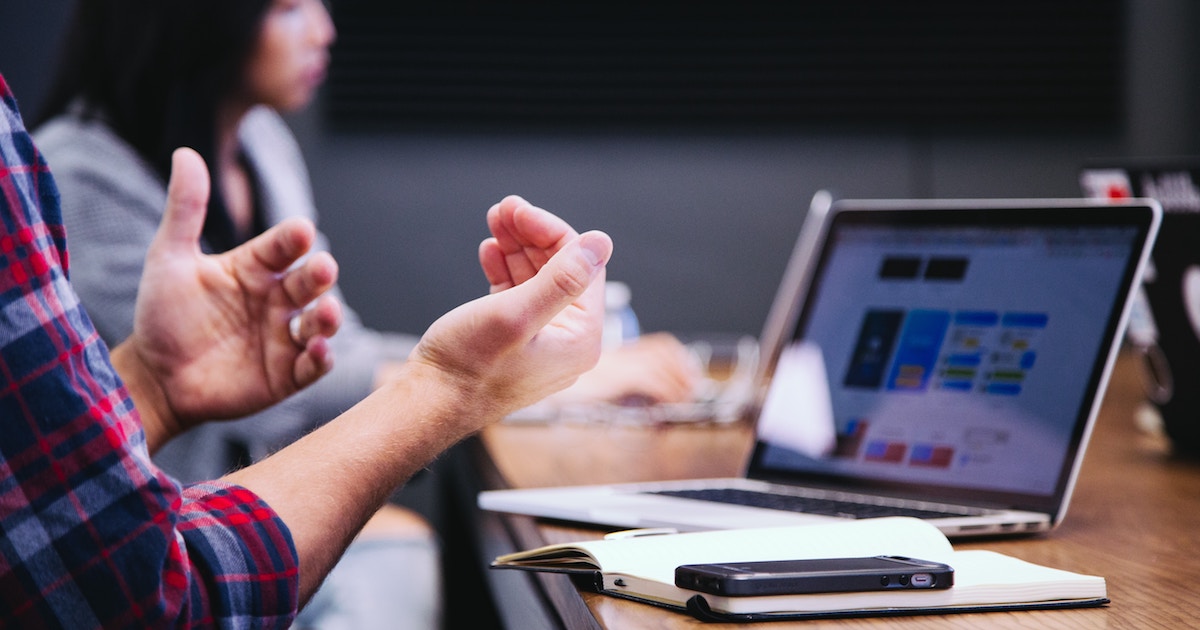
746, 198, 1161, 522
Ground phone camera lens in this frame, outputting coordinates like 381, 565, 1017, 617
899, 574, 910, 586
879, 576, 890, 586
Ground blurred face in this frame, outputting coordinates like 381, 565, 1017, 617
242, 0, 336, 112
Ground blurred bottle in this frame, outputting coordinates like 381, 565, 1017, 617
603, 281, 640, 348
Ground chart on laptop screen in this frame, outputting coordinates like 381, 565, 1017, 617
756, 222, 1140, 497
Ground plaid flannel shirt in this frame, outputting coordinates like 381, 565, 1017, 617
0, 75, 299, 628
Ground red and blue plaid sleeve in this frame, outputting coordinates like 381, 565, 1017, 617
0, 74, 299, 628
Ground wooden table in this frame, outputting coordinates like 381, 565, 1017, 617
466, 351, 1200, 628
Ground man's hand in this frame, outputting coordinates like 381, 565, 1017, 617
111, 148, 343, 450
408, 196, 612, 423
479, 200, 699, 407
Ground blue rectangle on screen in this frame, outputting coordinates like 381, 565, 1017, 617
945, 353, 982, 367
954, 311, 999, 326
886, 310, 951, 391
986, 383, 1023, 396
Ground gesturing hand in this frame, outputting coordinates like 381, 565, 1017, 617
408, 196, 612, 425
112, 148, 343, 449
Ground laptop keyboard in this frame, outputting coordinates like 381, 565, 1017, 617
650, 488, 973, 520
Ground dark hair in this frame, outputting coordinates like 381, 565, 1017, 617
36, 0, 273, 251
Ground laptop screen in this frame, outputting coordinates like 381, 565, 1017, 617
749, 201, 1158, 514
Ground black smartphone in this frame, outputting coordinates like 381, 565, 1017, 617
674, 555, 954, 597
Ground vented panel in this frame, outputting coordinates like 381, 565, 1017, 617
325, 1, 1123, 130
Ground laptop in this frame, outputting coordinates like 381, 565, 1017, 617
1080, 159, 1200, 454
479, 195, 1162, 538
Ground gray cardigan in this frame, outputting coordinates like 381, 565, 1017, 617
35, 106, 418, 482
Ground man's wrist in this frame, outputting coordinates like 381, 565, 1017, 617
385, 358, 503, 442
109, 340, 179, 453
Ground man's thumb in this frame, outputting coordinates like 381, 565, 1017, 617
155, 147, 210, 252
511, 230, 612, 328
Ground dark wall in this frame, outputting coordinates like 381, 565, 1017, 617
3, 1, 1198, 339
0, 2, 72, 117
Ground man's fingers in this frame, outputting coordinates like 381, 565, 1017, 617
493, 230, 612, 334
281, 250, 339, 308
288, 295, 343, 345
505, 197, 577, 251
486, 196, 569, 249
287, 296, 342, 389
155, 148, 210, 253
486, 196, 581, 287
293, 335, 336, 388
245, 218, 319, 274
479, 238, 514, 292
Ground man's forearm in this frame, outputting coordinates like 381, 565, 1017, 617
222, 360, 482, 603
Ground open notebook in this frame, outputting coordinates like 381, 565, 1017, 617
480, 196, 1161, 538
490, 518, 1108, 621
